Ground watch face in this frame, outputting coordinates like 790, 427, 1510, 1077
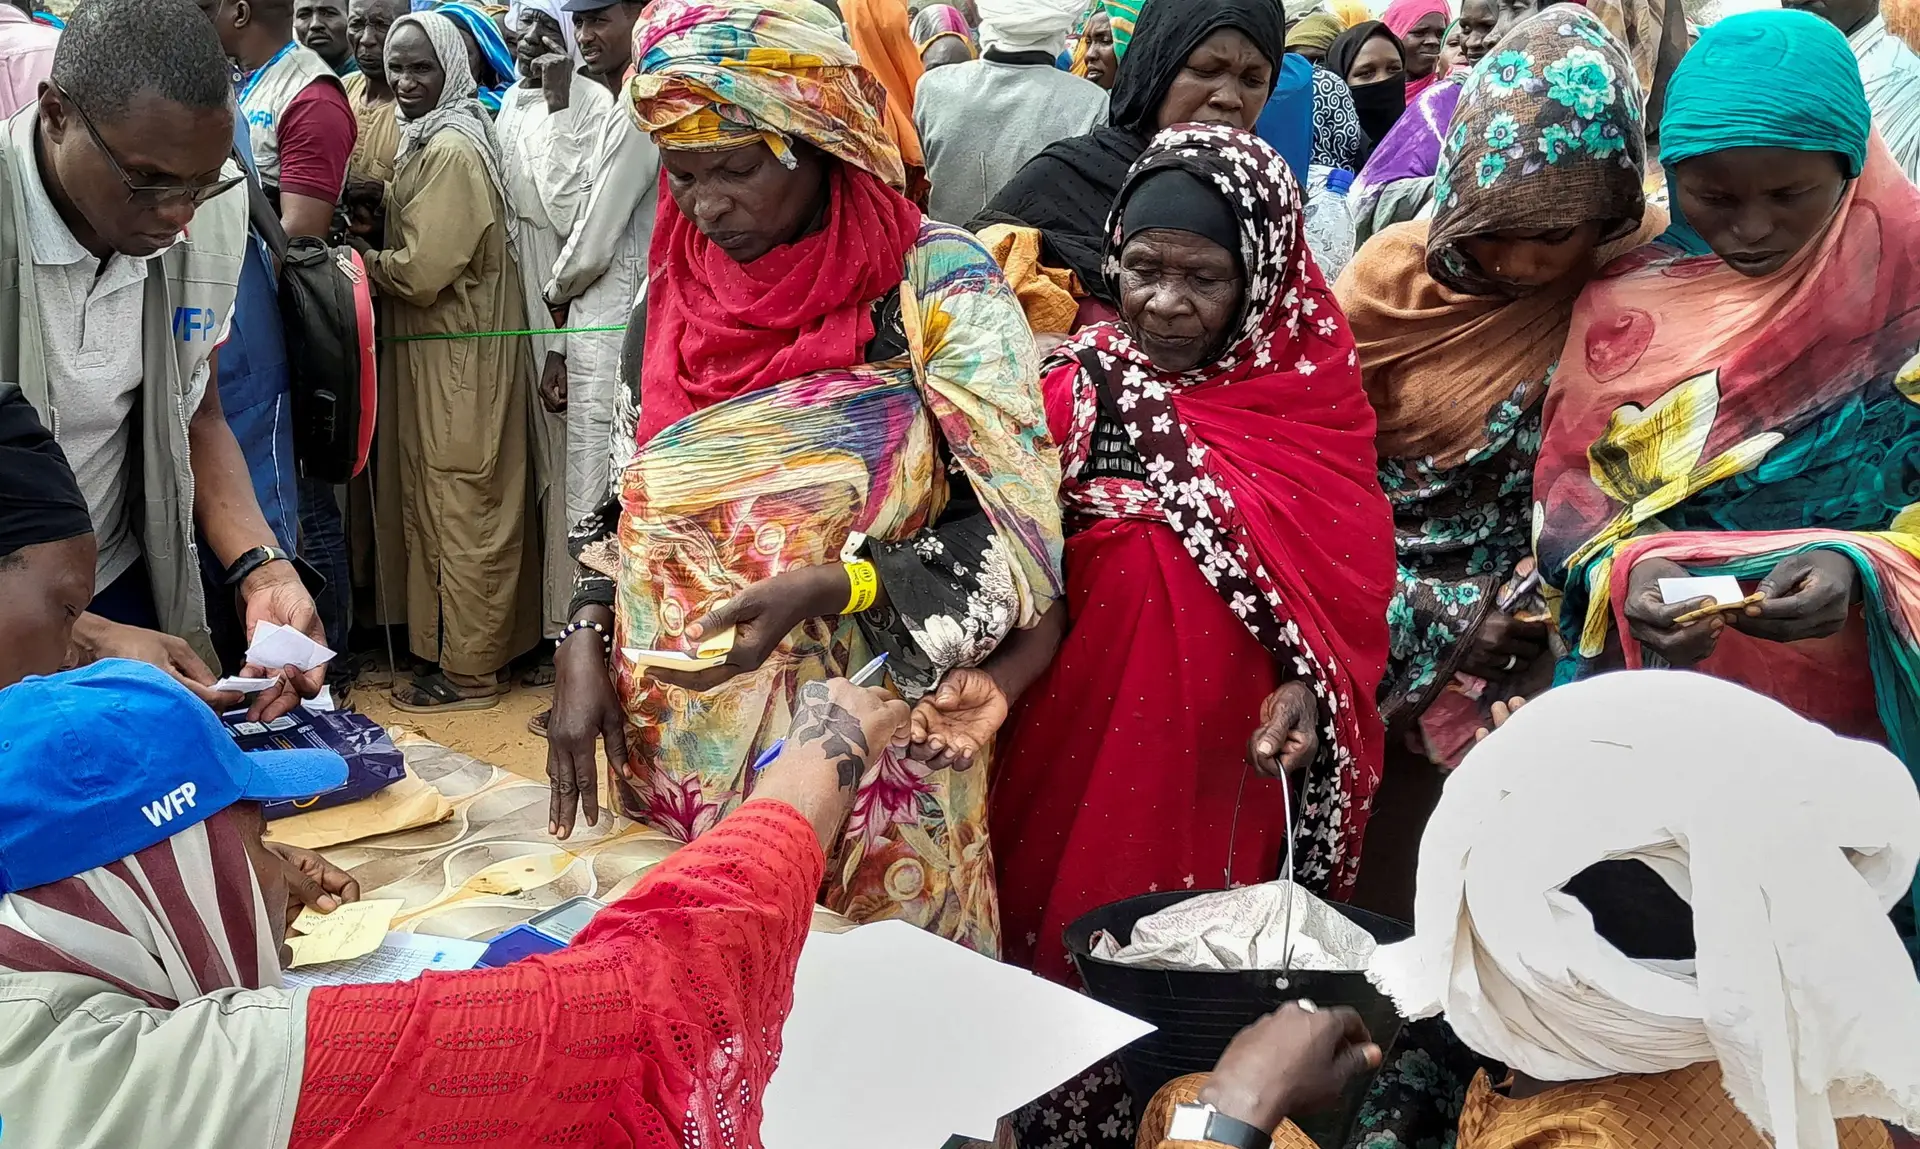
1168, 1105, 1212, 1142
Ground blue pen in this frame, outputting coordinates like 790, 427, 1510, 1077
751, 653, 890, 772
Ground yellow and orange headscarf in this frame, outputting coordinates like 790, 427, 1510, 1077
628, 0, 907, 189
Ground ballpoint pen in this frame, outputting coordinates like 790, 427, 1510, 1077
749, 652, 890, 773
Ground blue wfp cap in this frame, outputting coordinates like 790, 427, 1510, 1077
0, 659, 348, 895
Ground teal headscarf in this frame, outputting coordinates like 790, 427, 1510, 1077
1658, 9, 1870, 253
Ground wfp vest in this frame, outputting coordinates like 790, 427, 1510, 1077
239, 41, 345, 193
0, 110, 249, 664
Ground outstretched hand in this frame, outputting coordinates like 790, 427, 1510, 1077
908, 668, 1009, 771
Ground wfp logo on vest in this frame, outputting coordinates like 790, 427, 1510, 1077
174, 307, 219, 342
142, 783, 199, 828
247, 109, 275, 130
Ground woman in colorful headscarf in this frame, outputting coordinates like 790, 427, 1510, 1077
364, 11, 539, 712
973, 0, 1286, 308
1067, 0, 1122, 88
971, 123, 1394, 1149
1535, 13, 1920, 955
434, 0, 515, 112
911, 2, 976, 66
1342, 5, 1658, 763
546, 0, 1063, 954
1383, 0, 1451, 99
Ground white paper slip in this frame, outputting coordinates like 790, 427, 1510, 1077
279, 931, 488, 988
245, 620, 335, 673
212, 675, 281, 694
761, 920, 1154, 1149
623, 625, 737, 674
1659, 575, 1746, 607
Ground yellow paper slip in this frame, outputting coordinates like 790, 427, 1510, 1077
623, 625, 737, 673
286, 898, 405, 969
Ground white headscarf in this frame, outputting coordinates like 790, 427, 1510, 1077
1369, 670, 1920, 1149
974, 0, 1083, 55
506, 0, 580, 65
388, 10, 517, 241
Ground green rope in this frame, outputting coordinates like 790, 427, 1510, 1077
379, 324, 627, 344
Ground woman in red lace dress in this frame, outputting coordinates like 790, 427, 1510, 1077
0, 672, 906, 1149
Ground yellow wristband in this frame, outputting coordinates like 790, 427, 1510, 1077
843, 560, 879, 614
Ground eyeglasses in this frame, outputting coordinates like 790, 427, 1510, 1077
54, 84, 245, 207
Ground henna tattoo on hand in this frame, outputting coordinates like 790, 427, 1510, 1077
789, 682, 870, 790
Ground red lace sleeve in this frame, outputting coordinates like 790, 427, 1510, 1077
289, 799, 825, 1149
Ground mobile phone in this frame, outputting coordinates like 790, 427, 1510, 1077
527, 895, 605, 945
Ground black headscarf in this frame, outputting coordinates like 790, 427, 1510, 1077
0, 383, 92, 560
1325, 20, 1407, 150
970, 0, 1285, 304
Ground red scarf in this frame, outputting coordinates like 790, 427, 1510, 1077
638, 163, 923, 444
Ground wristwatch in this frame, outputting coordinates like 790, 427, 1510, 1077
1168, 1102, 1269, 1149
222, 545, 326, 596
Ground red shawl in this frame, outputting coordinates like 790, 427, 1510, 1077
1051, 125, 1397, 892
639, 162, 923, 444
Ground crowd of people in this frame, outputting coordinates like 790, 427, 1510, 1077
4, 0, 1920, 1143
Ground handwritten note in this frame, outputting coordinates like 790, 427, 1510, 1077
286, 898, 404, 969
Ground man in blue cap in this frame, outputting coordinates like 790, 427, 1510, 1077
0, 660, 355, 931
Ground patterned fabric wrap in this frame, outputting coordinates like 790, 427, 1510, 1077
612, 224, 1063, 951
626, 0, 907, 188
0, 811, 281, 1009
1311, 64, 1366, 170
1429, 4, 1647, 295
1534, 136, 1920, 688
1333, 7, 1657, 727
1053, 124, 1395, 894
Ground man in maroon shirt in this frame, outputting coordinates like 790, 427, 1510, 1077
200, 0, 357, 239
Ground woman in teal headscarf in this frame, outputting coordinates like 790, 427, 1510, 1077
435, 0, 516, 112
1535, 8, 1920, 957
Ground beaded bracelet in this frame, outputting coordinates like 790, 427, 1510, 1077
560, 617, 612, 661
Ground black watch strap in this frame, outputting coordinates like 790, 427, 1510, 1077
1201, 1109, 1270, 1149
223, 545, 327, 597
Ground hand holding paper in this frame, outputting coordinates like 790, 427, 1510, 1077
624, 626, 736, 674
286, 898, 404, 969
246, 621, 335, 674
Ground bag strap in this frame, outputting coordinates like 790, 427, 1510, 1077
237, 146, 289, 267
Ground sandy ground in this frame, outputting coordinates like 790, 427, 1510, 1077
356, 681, 554, 784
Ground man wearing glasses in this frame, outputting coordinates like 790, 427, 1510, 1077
2, 0, 329, 723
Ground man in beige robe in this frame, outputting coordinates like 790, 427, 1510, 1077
362, 11, 537, 709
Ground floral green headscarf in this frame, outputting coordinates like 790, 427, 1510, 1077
1427, 3, 1648, 295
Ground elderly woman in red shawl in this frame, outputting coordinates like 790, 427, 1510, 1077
923, 124, 1394, 979
911, 122, 1393, 1149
